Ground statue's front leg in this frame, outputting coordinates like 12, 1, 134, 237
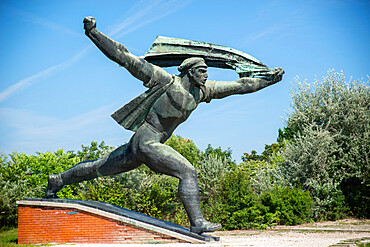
45, 142, 140, 198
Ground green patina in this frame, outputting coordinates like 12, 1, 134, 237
144, 36, 275, 79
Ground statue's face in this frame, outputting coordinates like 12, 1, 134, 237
189, 66, 208, 86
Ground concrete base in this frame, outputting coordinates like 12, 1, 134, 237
17, 198, 219, 244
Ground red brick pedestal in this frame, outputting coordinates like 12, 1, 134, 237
17, 200, 210, 244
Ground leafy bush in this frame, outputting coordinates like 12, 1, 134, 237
279, 124, 347, 220
204, 165, 264, 229
203, 162, 313, 230
164, 135, 202, 166
242, 143, 284, 163
0, 149, 81, 227
197, 153, 230, 202
0, 141, 113, 227
75, 141, 114, 161
260, 186, 313, 225
238, 160, 284, 195
280, 71, 369, 218
202, 145, 236, 169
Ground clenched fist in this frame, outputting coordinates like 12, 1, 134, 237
83, 16, 96, 33
272, 67, 284, 83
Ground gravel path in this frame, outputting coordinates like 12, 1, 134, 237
53, 219, 369, 247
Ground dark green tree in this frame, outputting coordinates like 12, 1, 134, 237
280, 71, 369, 218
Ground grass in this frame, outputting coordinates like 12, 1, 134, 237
338, 220, 369, 225
0, 228, 37, 247
331, 237, 370, 247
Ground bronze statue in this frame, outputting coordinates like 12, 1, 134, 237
45, 16, 284, 234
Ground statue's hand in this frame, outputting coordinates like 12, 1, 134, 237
272, 67, 285, 83
83, 16, 96, 33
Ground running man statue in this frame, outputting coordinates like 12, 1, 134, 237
45, 16, 284, 234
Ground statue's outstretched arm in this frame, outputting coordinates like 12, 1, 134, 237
206, 67, 284, 100
84, 17, 167, 85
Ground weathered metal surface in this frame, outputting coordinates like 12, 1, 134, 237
144, 36, 275, 78
45, 16, 284, 237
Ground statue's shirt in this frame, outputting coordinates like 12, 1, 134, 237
111, 65, 214, 133
147, 76, 202, 135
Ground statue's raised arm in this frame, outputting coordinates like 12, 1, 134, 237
83, 17, 171, 87
204, 67, 284, 101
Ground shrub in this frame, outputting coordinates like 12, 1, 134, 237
202, 145, 236, 169
260, 186, 313, 225
205, 162, 314, 230
204, 165, 265, 229
197, 153, 230, 202
76, 141, 114, 161
0, 141, 113, 227
238, 160, 285, 195
280, 71, 369, 218
164, 135, 201, 166
0, 149, 81, 227
279, 124, 347, 220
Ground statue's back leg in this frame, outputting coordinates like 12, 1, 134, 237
131, 124, 221, 234
45, 142, 140, 198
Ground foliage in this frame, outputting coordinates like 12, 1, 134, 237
202, 144, 236, 169
260, 186, 313, 225
242, 143, 282, 163
279, 124, 348, 220
202, 162, 313, 230
0, 150, 80, 227
238, 160, 283, 194
240, 71, 369, 220
0, 134, 318, 230
0, 141, 111, 227
204, 165, 265, 229
0, 227, 19, 246
197, 153, 230, 202
76, 169, 184, 224
76, 141, 114, 161
280, 71, 369, 218
164, 135, 201, 166
242, 129, 287, 163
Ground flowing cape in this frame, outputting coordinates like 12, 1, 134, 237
111, 77, 174, 132
143, 36, 275, 78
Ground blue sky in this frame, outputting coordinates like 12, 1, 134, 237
1, 0, 369, 162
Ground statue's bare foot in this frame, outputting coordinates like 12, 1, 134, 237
45, 174, 63, 199
190, 220, 222, 234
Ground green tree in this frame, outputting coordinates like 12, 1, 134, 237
242, 129, 288, 163
204, 162, 313, 230
76, 141, 114, 161
164, 135, 202, 166
0, 149, 81, 227
203, 145, 236, 167
280, 70, 369, 218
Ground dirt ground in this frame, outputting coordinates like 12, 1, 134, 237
53, 219, 369, 247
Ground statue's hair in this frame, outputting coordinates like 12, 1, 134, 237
178, 57, 207, 73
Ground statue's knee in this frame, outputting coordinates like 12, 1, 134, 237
130, 144, 140, 157
182, 166, 197, 179
135, 141, 149, 156
130, 137, 144, 157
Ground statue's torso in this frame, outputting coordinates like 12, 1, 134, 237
146, 77, 203, 140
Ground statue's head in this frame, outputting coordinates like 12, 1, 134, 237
178, 57, 208, 86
